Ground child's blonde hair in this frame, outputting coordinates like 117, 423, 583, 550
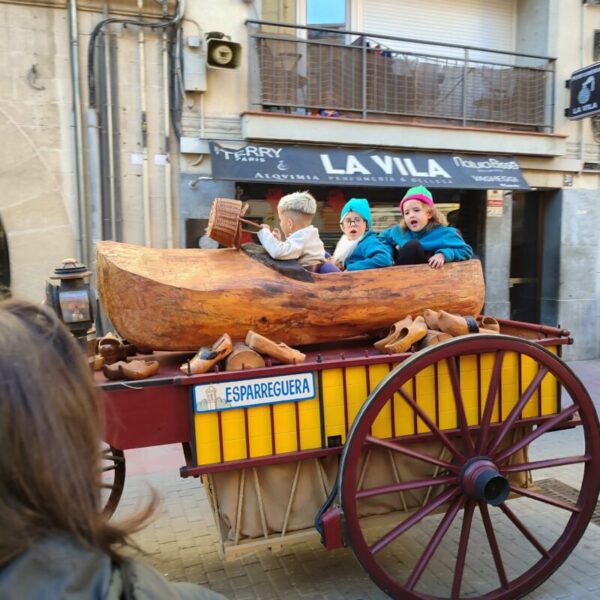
278, 191, 317, 215
278, 191, 317, 228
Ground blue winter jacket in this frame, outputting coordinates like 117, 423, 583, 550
378, 224, 473, 263
346, 230, 393, 271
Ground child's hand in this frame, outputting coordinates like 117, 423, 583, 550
428, 253, 445, 269
335, 259, 345, 271
272, 228, 282, 241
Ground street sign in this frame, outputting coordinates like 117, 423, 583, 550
566, 62, 600, 119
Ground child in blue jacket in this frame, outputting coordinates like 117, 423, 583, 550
379, 186, 473, 269
331, 198, 392, 271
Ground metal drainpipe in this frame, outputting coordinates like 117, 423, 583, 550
578, 1, 586, 170
103, 3, 117, 241
138, 0, 151, 246
68, 0, 88, 265
162, 26, 174, 248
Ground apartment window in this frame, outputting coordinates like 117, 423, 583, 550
307, 0, 346, 27
305, 0, 347, 40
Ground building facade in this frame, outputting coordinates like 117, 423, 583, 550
0, 0, 599, 359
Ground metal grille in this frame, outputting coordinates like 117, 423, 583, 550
534, 478, 600, 527
250, 23, 554, 131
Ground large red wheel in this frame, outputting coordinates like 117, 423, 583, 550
338, 334, 600, 599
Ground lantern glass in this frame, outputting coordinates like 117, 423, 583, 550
58, 289, 92, 324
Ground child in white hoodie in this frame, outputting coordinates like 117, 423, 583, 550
258, 191, 328, 269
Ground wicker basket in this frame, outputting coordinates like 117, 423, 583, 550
207, 198, 249, 248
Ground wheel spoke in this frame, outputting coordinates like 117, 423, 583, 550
476, 351, 505, 454
397, 387, 465, 460
101, 450, 124, 462
502, 454, 591, 473
486, 365, 549, 456
406, 495, 465, 591
370, 486, 460, 554
499, 502, 550, 557
510, 485, 580, 513
356, 474, 458, 500
445, 357, 475, 455
451, 500, 476, 598
479, 502, 509, 589
366, 435, 460, 473
494, 404, 579, 464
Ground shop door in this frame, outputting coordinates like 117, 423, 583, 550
510, 192, 539, 322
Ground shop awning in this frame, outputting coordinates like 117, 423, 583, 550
209, 142, 529, 189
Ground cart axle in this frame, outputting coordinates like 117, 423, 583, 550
460, 457, 509, 506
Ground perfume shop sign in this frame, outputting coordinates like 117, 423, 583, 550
209, 142, 529, 189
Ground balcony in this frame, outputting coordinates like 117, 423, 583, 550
247, 21, 556, 133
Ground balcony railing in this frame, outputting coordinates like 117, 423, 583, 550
247, 20, 556, 132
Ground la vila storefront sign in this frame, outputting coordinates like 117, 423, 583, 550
209, 142, 529, 189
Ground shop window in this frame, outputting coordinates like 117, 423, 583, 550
0, 216, 10, 293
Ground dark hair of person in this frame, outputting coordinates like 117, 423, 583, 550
0, 299, 156, 566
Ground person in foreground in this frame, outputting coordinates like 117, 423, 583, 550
0, 298, 227, 600
379, 185, 473, 269
331, 198, 392, 271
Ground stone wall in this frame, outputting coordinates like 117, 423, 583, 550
0, 3, 74, 301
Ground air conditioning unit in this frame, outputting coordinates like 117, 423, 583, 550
585, 0, 600, 5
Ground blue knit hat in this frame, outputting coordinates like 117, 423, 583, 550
340, 198, 372, 228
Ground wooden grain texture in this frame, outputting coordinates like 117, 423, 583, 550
96, 241, 485, 351
225, 343, 265, 371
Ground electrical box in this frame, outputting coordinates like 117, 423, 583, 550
183, 38, 207, 92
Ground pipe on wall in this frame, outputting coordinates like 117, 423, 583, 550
86, 0, 185, 252
578, 0, 587, 169
103, 3, 117, 241
162, 26, 174, 248
68, 0, 88, 265
137, 0, 151, 247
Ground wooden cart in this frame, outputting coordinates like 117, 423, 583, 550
99, 319, 600, 600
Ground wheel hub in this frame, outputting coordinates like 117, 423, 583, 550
460, 456, 509, 506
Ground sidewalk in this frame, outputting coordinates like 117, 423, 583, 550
115, 359, 600, 599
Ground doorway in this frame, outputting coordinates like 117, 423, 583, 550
510, 191, 540, 322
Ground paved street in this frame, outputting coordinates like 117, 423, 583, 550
114, 359, 600, 599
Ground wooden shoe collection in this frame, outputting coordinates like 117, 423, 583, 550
94, 326, 308, 381
374, 311, 500, 355
96, 313, 499, 380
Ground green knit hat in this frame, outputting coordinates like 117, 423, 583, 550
400, 186, 434, 211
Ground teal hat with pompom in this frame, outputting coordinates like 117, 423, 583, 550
340, 198, 372, 228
